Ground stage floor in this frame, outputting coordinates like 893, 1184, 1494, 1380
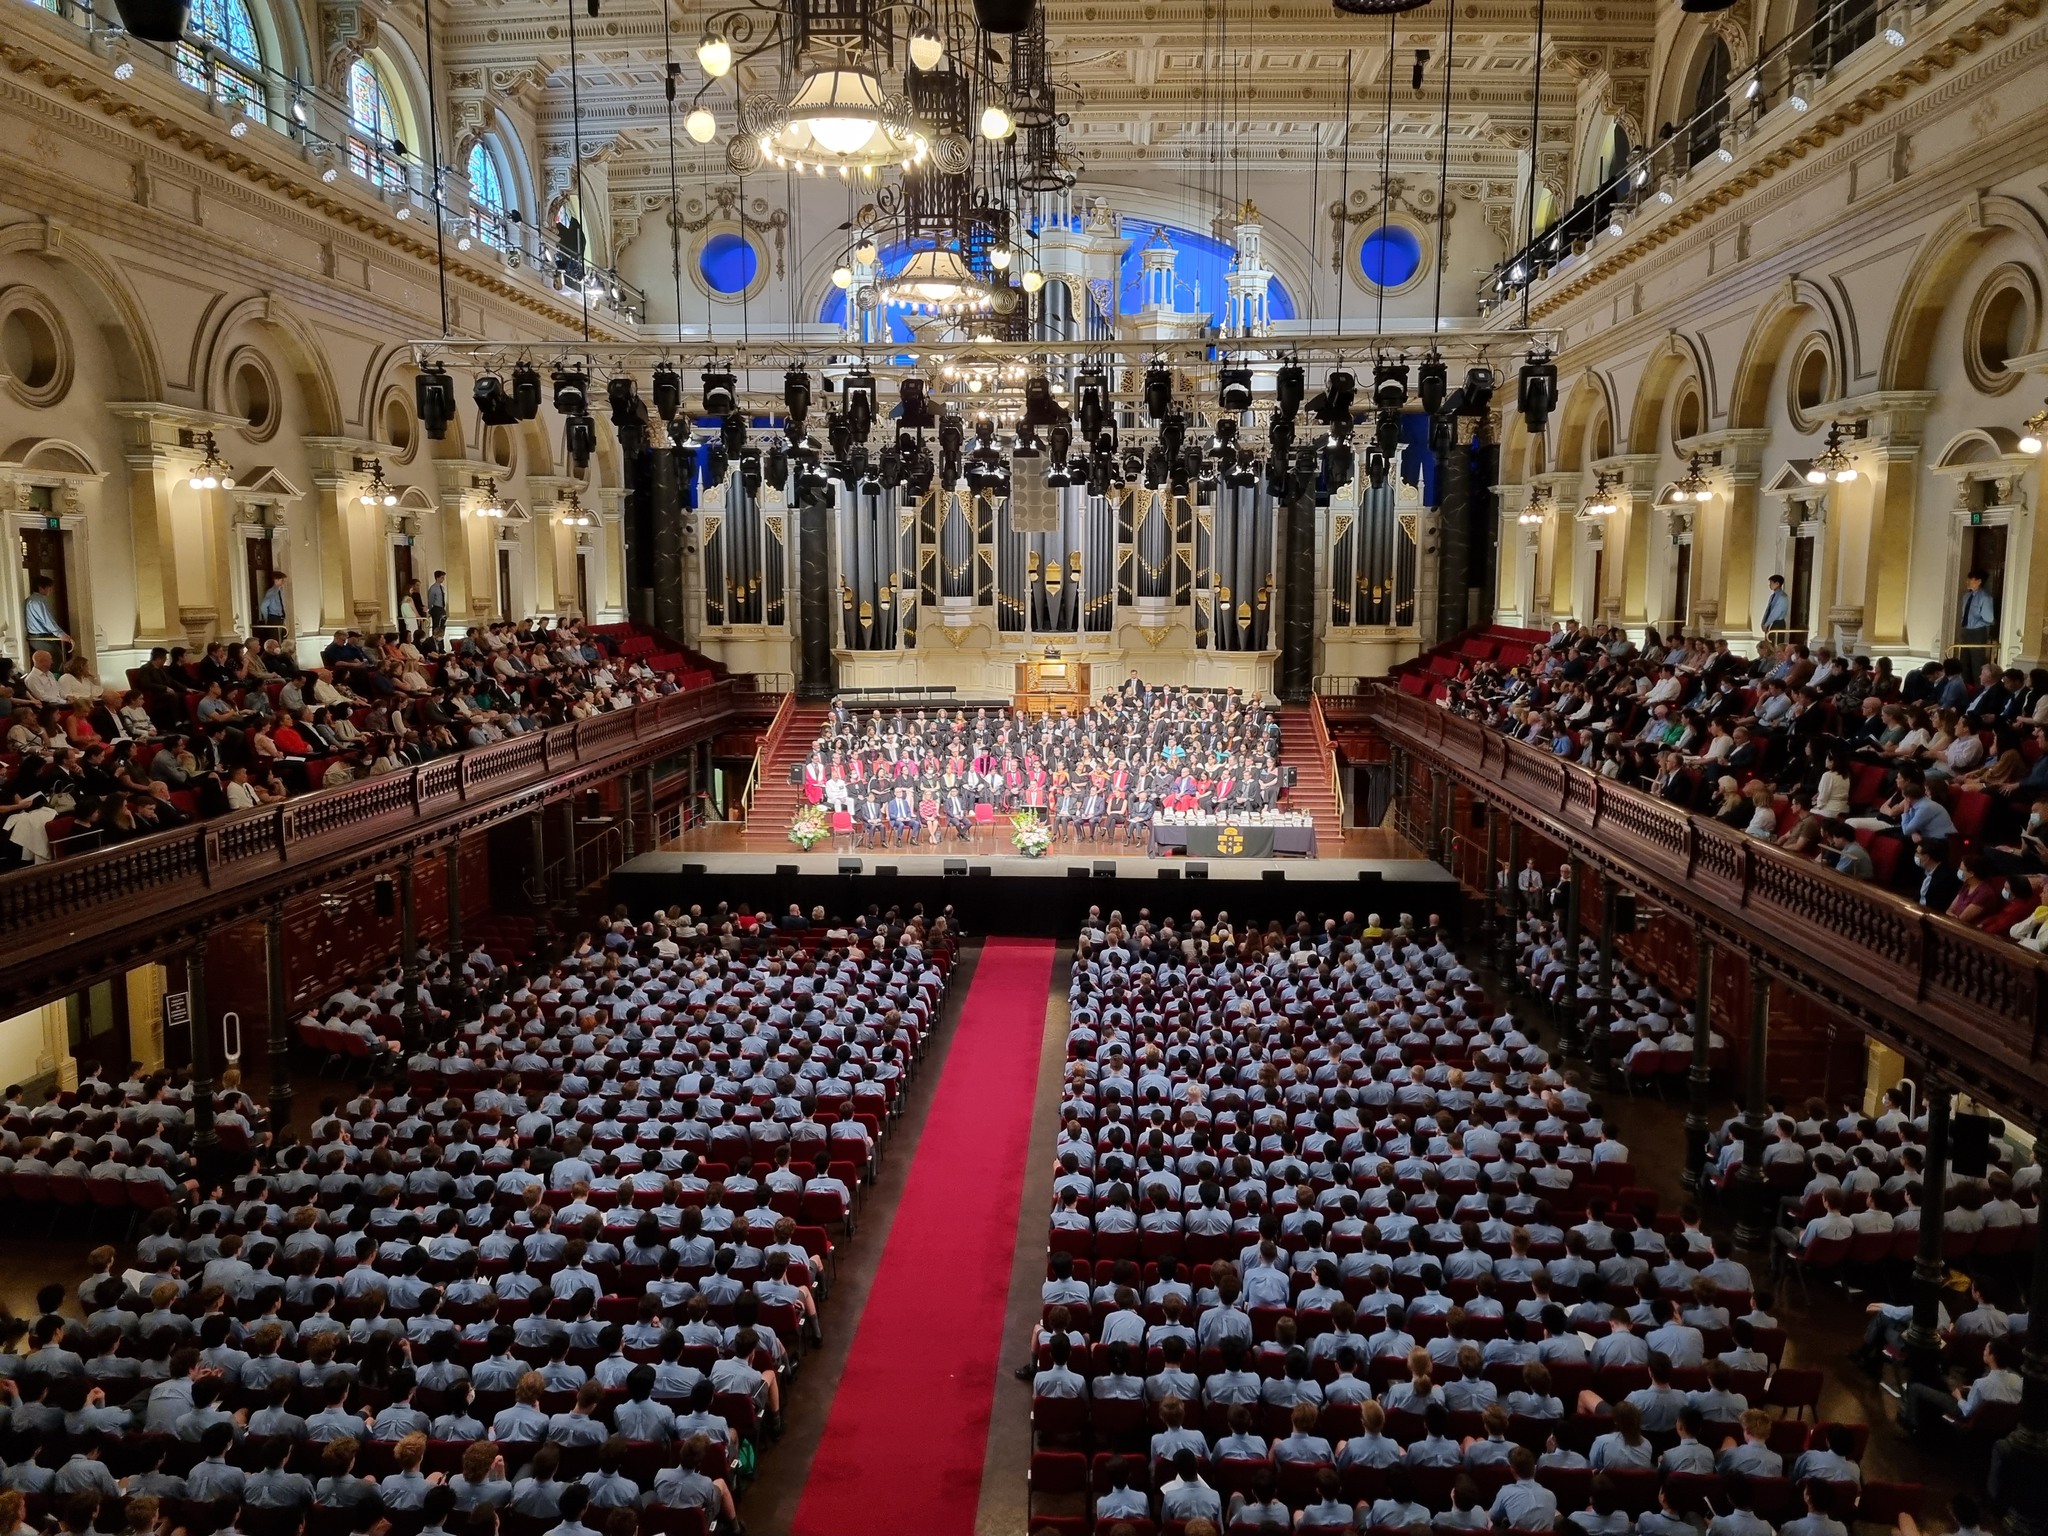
672, 820, 1422, 862
625, 846, 1451, 882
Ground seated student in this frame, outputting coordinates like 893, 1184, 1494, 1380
1791, 1423, 1862, 1486
1488, 1446, 1560, 1530
1296, 1466, 1358, 1532
1589, 1401, 1656, 1471
1094, 1457, 1150, 1526
1335, 1400, 1403, 1470
1158, 1449, 1223, 1527
1569, 1475, 1636, 1536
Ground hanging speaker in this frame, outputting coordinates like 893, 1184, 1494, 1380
972, 0, 1038, 31
1010, 448, 1059, 532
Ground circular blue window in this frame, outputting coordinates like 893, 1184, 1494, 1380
1359, 225, 1424, 290
698, 232, 759, 295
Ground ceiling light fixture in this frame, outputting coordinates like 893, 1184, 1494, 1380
1673, 453, 1714, 502
1581, 469, 1620, 518
1518, 484, 1552, 525
357, 457, 399, 507
2019, 401, 2046, 456
1807, 422, 1859, 483
186, 432, 235, 491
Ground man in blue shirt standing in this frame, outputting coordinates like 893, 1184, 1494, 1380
24, 575, 69, 666
1959, 568, 1998, 675
1760, 574, 1791, 645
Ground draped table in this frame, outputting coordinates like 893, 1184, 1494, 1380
1148, 821, 1317, 858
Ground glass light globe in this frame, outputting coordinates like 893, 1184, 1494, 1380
989, 244, 1012, 269
909, 29, 945, 70
810, 115, 879, 156
1021, 269, 1045, 293
855, 241, 878, 264
980, 104, 1014, 140
1805, 467, 1828, 486
189, 474, 204, 490
2021, 431, 2044, 455
832, 265, 853, 289
697, 33, 733, 77
684, 107, 718, 143
1834, 466, 1856, 483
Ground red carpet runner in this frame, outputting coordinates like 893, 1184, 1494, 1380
792, 937, 1056, 1536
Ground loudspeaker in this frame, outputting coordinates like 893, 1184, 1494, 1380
1283, 765, 1298, 788
1263, 869, 1286, 883
1068, 867, 1090, 879
1188, 862, 1209, 879
1952, 1112, 2003, 1178
1094, 861, 1116, 877
838, 859, 861, 875
875, 865, 898, 877
944, 859, 968, 876
1009, 464, 1059, 533
970, 865, 992, 877
681, 863, 706, 875
775, 864, 798, 877
373, 876, 395, 917
1157, 867, 1180, 880
1358, 871, 1384, 885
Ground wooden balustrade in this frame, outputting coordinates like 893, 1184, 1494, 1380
1356, 682, 2048, 1128
0, 682, 739, 1019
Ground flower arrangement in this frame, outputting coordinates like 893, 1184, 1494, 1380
1010, 810, 1052, 858
789, 804, 832, 851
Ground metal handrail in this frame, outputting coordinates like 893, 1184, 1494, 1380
742, 691, 796, 817
1310, 694, 1347, 827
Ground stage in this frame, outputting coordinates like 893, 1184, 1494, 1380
607, 841, 1460, 937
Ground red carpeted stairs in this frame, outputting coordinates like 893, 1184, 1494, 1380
792, 938, 1057, 1536
742, 702, 832, 848
1276, 707, 1341, 854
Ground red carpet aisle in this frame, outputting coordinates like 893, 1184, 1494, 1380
791, 937, 1057, 1536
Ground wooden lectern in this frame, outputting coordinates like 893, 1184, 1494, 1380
1014, 656, 1090, 715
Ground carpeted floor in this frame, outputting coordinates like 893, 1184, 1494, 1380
791, 936, 1058, 1536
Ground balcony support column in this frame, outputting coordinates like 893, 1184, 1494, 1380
1732, 964, 1773, 1252
1902, 1083, 1951, 1388
1682, 931, 1714, 1191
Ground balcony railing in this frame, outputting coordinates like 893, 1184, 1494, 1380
1355, 683, 2048, 1124
0, 682, 738, 1018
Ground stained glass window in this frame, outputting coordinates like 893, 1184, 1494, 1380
468, 143, 508, 247
347, 59, 404, 189
177, 0, 266, 125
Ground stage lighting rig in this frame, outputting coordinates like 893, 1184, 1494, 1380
1076, 368, 1110, 443
608, 375, 647, 430
845, 368, 878, 443
1022, 375, 1068, 431
1518, 355, 1557, 434
473, 373, 521, 427
1417, 355, 1448, 417
415, 361, 455, 440
1218, 367, 1254, 414
510, 362, 543, 419
552, 369, 589, 415
783, 370, 813, 432
701, 370, 737, 417
1274, 362, 1305, 421
897, 377, 935, 429
1372, 361, 1408, 411
1308, 369, 1357, 425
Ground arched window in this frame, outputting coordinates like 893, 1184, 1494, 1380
468, 142, 510, 247
178, 0, 266, 124
346, 58, 406, 190
1688, 38, 1731, 167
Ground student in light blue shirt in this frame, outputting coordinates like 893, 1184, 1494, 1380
1706, 1473, 1777, 1536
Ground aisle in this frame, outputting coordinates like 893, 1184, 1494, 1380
791, 937, 1057, 1536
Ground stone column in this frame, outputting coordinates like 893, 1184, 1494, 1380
264, 904, 294, 1135
622, 771, 638, 859
1732, 964, 1773, 1251
1683, 931, 1715, 1190
1276, 487, 1319, 702
795, 485, 836, 699
1902, 1082, 1952, 1386
186, 947, 216, 1154
1588, 877, 1618, 1088
397, 862, 425, 1049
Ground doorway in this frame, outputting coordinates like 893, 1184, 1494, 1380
497, 547, 514, 622
392, 541, 416, 630
245, 533, 277, 637
1788, 533, 1815, 647
1958, 520, 2010, 667
19, 515, 71, 654
575, 551, 591, 621
66, 977, 129, 1072
1672, 540, 1692, 627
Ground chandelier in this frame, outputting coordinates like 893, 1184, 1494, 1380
695, 0, 951, 176
186, 432, 236, 491
474, 476, 506, 518
1518, 484, 1552, 525
356, 457, 399, 508
1805, 422, 1859, 484
556, 490, 593, 528
2019, 399, 2045, 456
1671, 452, 1714, 503
1580, 469, 1620, 518
879, 245, 1003, 314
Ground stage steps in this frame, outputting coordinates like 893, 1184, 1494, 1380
742, 702, 833, 848
1275, 707, 1341, 855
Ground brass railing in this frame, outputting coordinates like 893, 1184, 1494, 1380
1356, 682, 2048, 1126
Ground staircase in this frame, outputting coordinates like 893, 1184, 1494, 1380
742, 702, 833, 849
1276, 706, 1342, 855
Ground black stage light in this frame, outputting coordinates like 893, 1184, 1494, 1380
1366, 448, 1390, 488
650, 363, 683, 421
1022, 374, 1068, 429
1324, 440, 1356, 487
898, 377, 935, 429
1518, 355, 1558, 433
510, 362, 543, 419
879, 440, 904, 490
1076, 368, 1109, 440
1375, 408, 1401, 456
844, 368, 878, 442
971, 0, 1037, 32
1274, 362, 1305, 421
552, 368, 589, 415
739, 449, 763, 495
565, 413, 596, 471
720, 411, 747, 455
1218, 366, 1253, 414
415, 361, 455, 439
906, 441, 935, 496
704, 442, 729, 486
783, 369, 812, 430
1461, 366, 1496, 416
701, 370, 737, 416
607, 374, 646, 430
473, 373, 520, 427
1048, 422, 1073, 467
1373, 361, 1409, 412
1417, 355, 1448, 416
937, 413, 965, 485
1143, 365, 1173, 422
1309, 369, 1357, 424
765, 441, 789, 488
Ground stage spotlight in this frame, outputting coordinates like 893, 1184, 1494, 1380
1308, 369, 1356, 424
906, 441, 935, 496
1372, 361, 1408, 411
1366, 448, 1390, 488
1517, 355, 1557, 433
1048, 422, 1073, 468
1417, 355, 1448, 416
650, 363, 683, 421
473, 373, 520, 427
878, 439, 905, 491
1022, 374, 1068, 430
510, 362, 543, 419
1218, 366, 1253, 414
1076, 368, 1109, 441
765, 441, 789, 488
898, 377, 935, 429
565, 413, 596, 472
783, 369, 812, 430
704, 442, 729, 486
739, 449, 763, 495
701, 370, 737, 416
1274, 361, 1305, 421
552, 369, 589, 415
1461, 366, 1497, 416
414, 361, 455, 440
844, 367, 878, 442
937, 413, 965, 486
1143, 365, 1174, 422
607, 374, 646, 431
1375, 408, 1401, 456
1324, 440, 1356, 487
720, 411, 747, 456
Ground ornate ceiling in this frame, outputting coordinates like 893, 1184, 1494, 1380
432, 0, 1654, 205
